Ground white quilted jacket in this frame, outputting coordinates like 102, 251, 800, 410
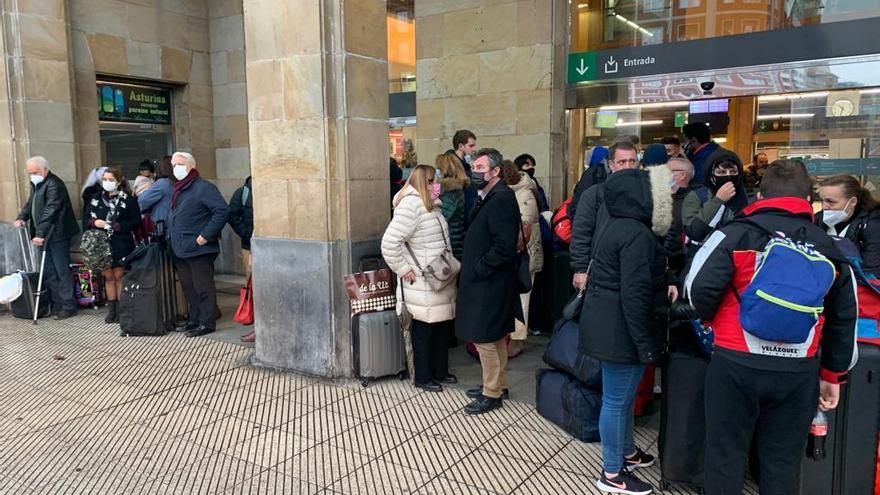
381, 186, 456, 323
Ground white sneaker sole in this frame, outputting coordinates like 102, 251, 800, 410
595, 478, 652, 495
625, 458, 656, 470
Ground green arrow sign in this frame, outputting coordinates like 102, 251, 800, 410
568, 52, 597, 83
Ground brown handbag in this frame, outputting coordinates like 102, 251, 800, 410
343, 267, 396, 314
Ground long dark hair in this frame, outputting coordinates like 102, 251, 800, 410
819, 175, 877, 211
102, 167, 132, 195
157, 155, 173, 180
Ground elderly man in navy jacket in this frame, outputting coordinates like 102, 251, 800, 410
167, 152, 228, 337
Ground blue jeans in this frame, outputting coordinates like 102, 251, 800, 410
44, 238, 76, 313
599, 361, 646, 473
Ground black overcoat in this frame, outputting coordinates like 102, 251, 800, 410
455, 181, 522, 344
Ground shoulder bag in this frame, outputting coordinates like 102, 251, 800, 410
405, 215, 461, 291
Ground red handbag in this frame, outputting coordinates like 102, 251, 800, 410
234, 274, 254, 325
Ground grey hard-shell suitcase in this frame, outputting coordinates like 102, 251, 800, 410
351, 309, 406, 387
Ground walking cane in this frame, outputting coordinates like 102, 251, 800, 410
32, 225, 55, 325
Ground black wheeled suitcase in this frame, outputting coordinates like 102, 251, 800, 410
351, 310, 406, 386
118, 243, 166, 336
9, 228, 50, 320
535, 368, 601, 442
659, 349, 709, 492
800, 342, 880, 495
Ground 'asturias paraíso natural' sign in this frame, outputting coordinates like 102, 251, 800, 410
97, 83, 172, 125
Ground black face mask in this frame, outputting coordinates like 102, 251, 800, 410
708, 174, 738, 193
523, 168, 535, 179
471, 171, 489, 190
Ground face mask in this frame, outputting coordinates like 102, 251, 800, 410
471, 171, 488, 190
708, 174, 737, 193
464, 154, 474, 166
102, 180, 118, 192
523, 168, 535, 179
173, 165, 189, 181
669, 175, 680, 193
823, 199, 855, 227
29, 174, 44, 186
430, 183, 441, 201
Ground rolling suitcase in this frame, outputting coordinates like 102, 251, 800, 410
542, 318, 602, 390
71, 263, 103, 309
800, 342, 880, 495
9, 228, 50, 320
535, 368, 601, 442
118, 243, 166, 336
659, 349, 709, 492
351, 309, 406, 387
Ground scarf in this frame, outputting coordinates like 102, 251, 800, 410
172, 168, 200, 209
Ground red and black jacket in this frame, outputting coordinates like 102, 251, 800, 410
685, 197, 858, 383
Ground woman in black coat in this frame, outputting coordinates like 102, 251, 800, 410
579, 167, 672, 494
817, 174, 880, 277
83, 168, 141, 324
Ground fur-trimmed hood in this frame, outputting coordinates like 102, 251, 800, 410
603, 167, 673, 237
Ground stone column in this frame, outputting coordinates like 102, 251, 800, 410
243, 0, 389, 377
0, 1, 78, 221
414, 0, 567, 204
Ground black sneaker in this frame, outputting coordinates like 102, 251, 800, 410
465, 386, 509, 400
185, 325, 214, 338
595, 469, 652, 495
463, 395, 502, 416
624, 447, 655, 470
54, 310, 77, 321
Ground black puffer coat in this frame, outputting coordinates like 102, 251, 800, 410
579, 169, 670, 364
455, 182, 522, 344
227, 177, 254, 250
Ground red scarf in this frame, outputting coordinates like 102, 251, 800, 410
172, 168, 200, 209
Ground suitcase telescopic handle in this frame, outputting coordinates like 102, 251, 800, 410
17, 226, 35, 272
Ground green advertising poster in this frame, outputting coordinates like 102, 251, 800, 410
567, 52, 597, 83
97, 83, 172, 125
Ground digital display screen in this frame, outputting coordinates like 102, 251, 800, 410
595, 111, 619, 129
689, 99, 729, 114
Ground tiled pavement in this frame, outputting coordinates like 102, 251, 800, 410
0, 309, 753, 494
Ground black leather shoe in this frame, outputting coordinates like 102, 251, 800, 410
175, 320, 198, 332
415, 381, 443, 393
185, 325, 214, 338
54, 310, 76, 321
466, 386, 509, 400
464, 395, 502, 415
438, 374, 458, 385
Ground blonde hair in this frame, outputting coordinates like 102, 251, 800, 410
403, 164, 436, 212
434, 154, 469, 186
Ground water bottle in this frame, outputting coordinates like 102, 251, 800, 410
806, 409, 827, 461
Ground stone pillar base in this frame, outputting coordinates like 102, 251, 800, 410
250, 236, 381, 378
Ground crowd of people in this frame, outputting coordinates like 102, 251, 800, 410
14, 152, 255, 342
384, 125, 870, 495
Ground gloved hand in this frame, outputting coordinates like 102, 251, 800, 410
670, 300, 697, 322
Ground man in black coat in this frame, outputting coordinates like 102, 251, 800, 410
14, 156, 80, 319
168, 152, 229, 337
455, 148, 521, 415
227, 176, 254, 271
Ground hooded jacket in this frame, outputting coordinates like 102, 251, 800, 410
686, 198, 858, 383
510, 172, 544, 274
569, 146, 608, 224
578, 167, 673, 364
227, 176, 254, 250
681, 149, 749, 258
688, 141, 742, 185
382, 186, 457, 323
439, 176, 467, 261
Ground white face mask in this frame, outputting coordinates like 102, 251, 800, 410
102, 180, 118, 192
823, 199, 854, 227
29, 174, 44, 186
173, 165, 189, 181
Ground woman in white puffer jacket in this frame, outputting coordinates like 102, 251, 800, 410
382, 164, 457, 392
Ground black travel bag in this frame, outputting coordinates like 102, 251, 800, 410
543, 318, 602, 390
118, 243, 167, 336
799, 342, 880, 495
658, 342, 709, 492
535, 368, 601, 442
547, 250, 574, 324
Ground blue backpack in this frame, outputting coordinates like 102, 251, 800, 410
736, 224, 836, 344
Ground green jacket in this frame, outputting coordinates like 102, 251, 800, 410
439, 177, 467, 261
681, 186, 727, 257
